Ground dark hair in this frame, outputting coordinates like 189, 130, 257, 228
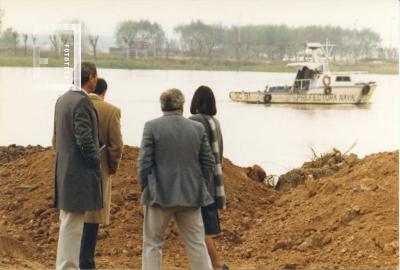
94, 78, 108, 95
190, 85, 217, 116
81, 61, 97, 86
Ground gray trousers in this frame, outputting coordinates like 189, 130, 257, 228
56, 210, 85, 270
142, 205, 212, 270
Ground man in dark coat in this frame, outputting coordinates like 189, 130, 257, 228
52, 61, 102, 270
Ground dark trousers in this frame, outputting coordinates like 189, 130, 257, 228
79, 222, 99, 269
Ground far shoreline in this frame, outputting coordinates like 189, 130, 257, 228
0, 55, 398, 75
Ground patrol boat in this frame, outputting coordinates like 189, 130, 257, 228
229, 42, 376, 104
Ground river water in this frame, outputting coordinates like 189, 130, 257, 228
0, 67, 398, 175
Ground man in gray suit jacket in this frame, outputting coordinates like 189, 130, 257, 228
52, 62, 102, 270
138, 88, 215, 270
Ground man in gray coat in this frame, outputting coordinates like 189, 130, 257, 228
52, 62, 102, 270
138, 88, 215, 270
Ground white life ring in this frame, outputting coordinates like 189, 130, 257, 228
323, 75, 331, 87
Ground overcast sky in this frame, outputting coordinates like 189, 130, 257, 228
1, 0, 399, 47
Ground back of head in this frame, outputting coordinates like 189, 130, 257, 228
81, 61, 97, 87
160, 88, 185, 112
94, 78, 108, 96
190, 85, 217, 116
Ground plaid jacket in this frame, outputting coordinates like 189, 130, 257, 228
190, 114, 226, 209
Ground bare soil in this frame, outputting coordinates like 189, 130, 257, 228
0, 145, 398, 269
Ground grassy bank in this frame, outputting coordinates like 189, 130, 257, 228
0, 55, 398, 74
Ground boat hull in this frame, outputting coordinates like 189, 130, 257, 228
229, 84, 376, 105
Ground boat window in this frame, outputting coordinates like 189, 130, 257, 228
269, 86, 290, 93
336, 76, 351, 82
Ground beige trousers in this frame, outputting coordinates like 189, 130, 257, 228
56, 210, 85, 270
142, 205, 212, 270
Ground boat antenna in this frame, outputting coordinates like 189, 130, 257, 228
321, 39, 335, 73
303, 41, 307, 61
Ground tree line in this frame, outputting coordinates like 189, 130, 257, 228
0, 4, 398, 63
173, 21, 396, 62
114, 19, 395, 62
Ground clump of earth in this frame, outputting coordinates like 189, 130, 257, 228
276, 148, 358, 192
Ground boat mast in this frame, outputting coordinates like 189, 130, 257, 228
320, 39, 335, 73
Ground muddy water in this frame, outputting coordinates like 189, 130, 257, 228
0, 67, 398, 174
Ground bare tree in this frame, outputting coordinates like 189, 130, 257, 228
175, 21, 224, 59
89, 35, 99, 59
11, 31, 19, 55
49, 34, 59, 57
163, 39, 169, 59
116, 20, 165, 59
116, 21, 138, 59
60, 33, 70, 48
64, 19, 90, 53
31, 35, 37, 47
23, 34, 28, 56
204, 25, 224, 60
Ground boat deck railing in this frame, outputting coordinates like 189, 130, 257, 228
294, 79, 311, 90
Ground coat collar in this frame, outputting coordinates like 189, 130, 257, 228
69, 85, 89, 96
89, 94, 104, 101
163, 110, 183, 116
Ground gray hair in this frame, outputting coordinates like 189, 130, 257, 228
81, 61, 97, 85
160, 88, 185, 111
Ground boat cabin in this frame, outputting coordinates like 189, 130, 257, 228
285, 62, 356, 92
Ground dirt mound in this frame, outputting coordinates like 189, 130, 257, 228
0, 145, 275, 269
242, 151, 398, 269
0, 145, 398, 269
245, 164, 267, 182
0, 144, 50, 165
277, 148, 358, 192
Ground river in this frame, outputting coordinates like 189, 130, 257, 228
0, 67, 398, 175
